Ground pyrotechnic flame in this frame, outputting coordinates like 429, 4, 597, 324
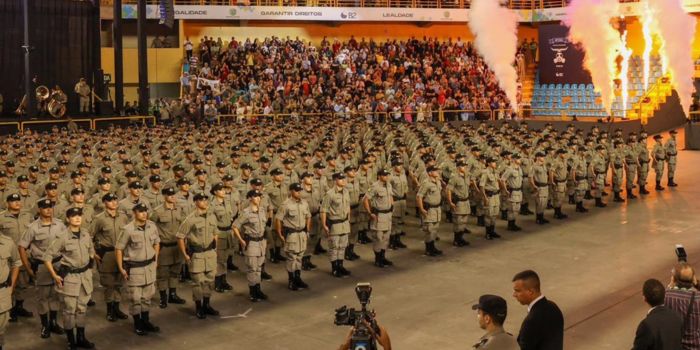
620, 30, 632, 118
641, 3, 653, 90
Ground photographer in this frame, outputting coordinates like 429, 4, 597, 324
338, 316, 392, 350
665, 262, 700, 349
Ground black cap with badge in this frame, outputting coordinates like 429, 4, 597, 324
37, 199, 54, 209
193, 192, 208, 201
132, 203, 149, 212
471, 294, 508, 321
289, 183, 303, 192
66, 207, 83, 218
161, 187, 176, 196
6, 194, 20, 202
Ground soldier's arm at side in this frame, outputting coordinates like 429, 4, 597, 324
8, 242, 21, 290
17, 229, 34, 279
176, 219, 191, 262
114, 228, 129, 280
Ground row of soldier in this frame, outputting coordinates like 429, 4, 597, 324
0, 120, 680, 350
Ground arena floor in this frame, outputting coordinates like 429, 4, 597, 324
7, 131, 699, 350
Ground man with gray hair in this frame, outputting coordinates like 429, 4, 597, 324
665, 262, 700, 350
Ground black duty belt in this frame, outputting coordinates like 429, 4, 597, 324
613, 164, 623, 169
244, 235, 264, 242
159, 241, 178, 248
424, 201, 442, 209
311, 211, 319, 216
350, 204, 359, 210
189, 241, 216, 253
639, 160, 649, 164
555, 180, 567, 184
392, 195, 406, 201
668, 153, 677, 156
30, 256, 62, 273
507, 187, 521, 191
535, 182, 548, 187
124, 257, 155, 269
575, 176, 587, 181
626, 160, 637, 164
657, 156, 666, 160
0, 276, 11, 289
522, 173, 529, 177
283, 227, 306, 236
595, 171, 606, 175
372, 206, 393, 214
217, 225, 232, 231
58, 261, 93, 277
452, 195, 469, 202
95, 246, 115, 258
485, 190, 498, 197
327, 216, 349, 226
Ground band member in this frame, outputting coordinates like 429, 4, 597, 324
74, 78, 92, 115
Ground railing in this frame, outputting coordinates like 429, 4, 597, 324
101, 0, 639, 9
13, 116, 157, 132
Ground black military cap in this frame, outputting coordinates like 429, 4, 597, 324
270, 168, 283, 176
241, 163, 253, 170
61, 149, 71, 155
37, 199, 54, 209
535, 152, 546, 158
377, 169, 390, 176
246, 189, 262, 199
66, 207, 83, 218
391, 159, 403, 167
77, 162, 88, 169
194, 169, 207, 176
343, 165, 357, 173
259, 157, 270, 163
471, 294, 508, 319
39, 157, 49, 163
456, 160, 467, 167
29, 166, 39, 172
173, 165, 185, 172
45, 182, 58, 190
283, 158, 295, 165
121, 159, 132, 165
203, 149, 213, 155
97, 177, 110, 185
653, 134, 663, 140
70, 188, 84, 196
149, 175, 161, 183
17, 151, 27, 157
161, 187, 176, 196
149, 162, 160, 169
128, 181, 143, 189
300, 172, 313, 179
192, 159, 203, 165
222, 174, 234, 181
332, 172, 346, 180
0, 171, 6, 178
125, 171, 138, 178
184, 149, 194, 154
426, 165, 439, 173
5, 161, 14, 167
193, 192, 209, 201
289, 183, 303, 192
230, 145, 241, 152
556, 149, 567, 155
313, 162, 325, 169
210, 183, 225, 194
70, 171, 81, 179
216, 161, 227, 168
132, 203, 149, 212
595, 145, 606, 150
6, 194, 20, 202
250, 178, 263, 186
176, 178, 191, 186
17, 175, 28, 182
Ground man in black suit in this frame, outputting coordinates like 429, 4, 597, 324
632, 278, 683, 350
512, 270, 564, 350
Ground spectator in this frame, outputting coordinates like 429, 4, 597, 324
632, 278, 683, 350
184, 37, 194, 59
665, 263, 700, 350
512, 269, 564, 350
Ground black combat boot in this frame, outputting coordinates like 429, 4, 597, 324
214, 275, 225, 293
348, 244, 360, 260
314, 240, 327, 254
105, 303, 116, 322
520, 203, 534, 215
380, 250, 393, 266
485, 225, 494, 240
507, 220, 522, 231
113, 303, 128, 320
249, 286, 260, 302
132, 314, 146, 335
226, 256, 239, 271
294, 270, 308, 289
595, 198, 607, 207
301, 256, 316, 271
261, 264, 272, 280
40, 313, 50, 338
452, 232, 469, 247
656, 181, 665, 191
14, 300, 32, 318
568, 195, 575, 204
49, 310, 64, 335
394, 234, 407, 248
627, 188, 637, 199
274, 247, 285, 262
639, 185, 650, 195
288, 272, 299, 290
168, 288, 186, 304
388, 235, 398, 250
430, 241, 443, 256
66, 328, 77, 350
476, 215, 485, 226
195, 300, 206, 319
159, 290, 168, 308
222, 276, 233, 291
269, 248, 280, 263
202, 297, 219, 316
536, 213, 549, 225
500, 210, 508, 220
255, 284, 268, 300
141, 311, 160, 332
668, 178, 678, 187
490, 225, 501, 239
613, 191, 625, 202
584, 190, 593, 200
425, 242, 437, 257
75, 327, 94, 349
338, 260, 351, 276
554, 208, 568, 219
331, 261, 343, 278
576, 202, 588, 213
373, 251, 386, 268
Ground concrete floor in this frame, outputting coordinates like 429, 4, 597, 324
8, 133, 700, 350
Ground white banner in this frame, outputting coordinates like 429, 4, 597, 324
196, 77, 221, 92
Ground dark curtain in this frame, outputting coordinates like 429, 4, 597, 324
0, 0, 96, 118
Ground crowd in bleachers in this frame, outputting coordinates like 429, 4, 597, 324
162, 36, 529, 123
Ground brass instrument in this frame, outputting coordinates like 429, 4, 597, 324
47, 99, 66, 118
51, 90, 67, 104
36, 85, 50, 102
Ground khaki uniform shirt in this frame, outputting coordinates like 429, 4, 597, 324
472, 329, 519, 350
448, 170, 472, 214
275, 198, 311, 231
321, 187, 351, 235
0, 210, 33, 243
417, 178, 442, 223
176, 210, 218, 273
365, 180, 393, 231
0, 236, 21, 313
43, 228, 94, 296
116, 221, 159, 286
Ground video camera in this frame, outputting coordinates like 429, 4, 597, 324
676, 244, 687, 262
335, 283, 379, 350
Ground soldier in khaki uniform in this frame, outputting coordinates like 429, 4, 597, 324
321, 172, 352, 278
142, 175, 164, 208
570, 147, 589, 213
417, 166, 443, 256
55, 188, 95, 227
610, 142, 626, 202
363, 169, 394, 268
344, 165, 361, 261
264, 168, 287, 263
636, 131, 651, 195
388, 159, 408, 250
471, 295, 519, 350
299, 172, 321, 271
232, 190, 269, 302
150, 187, 186, 309
447, 160, 472, 246
221, 174, 242, 271
116, 203, 160, 335
651, 135, 666, 191
275, 183, 311, 291
624, 137, 639, 199
18, 199, 66, 338
550, 150, 569, 219
500, 155, 524, 232
665, 130, 678, 187
176, 192, 219, 319
44, 208, 96, 349
0, 194, 33, 321
210, 183, 235, 293
591, 145, 609, 208
118, 181, 151, 220
530, 152, 550, 224
0, 232, 21, 349
89, 193, 129, 322
480, 158, 502, 240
